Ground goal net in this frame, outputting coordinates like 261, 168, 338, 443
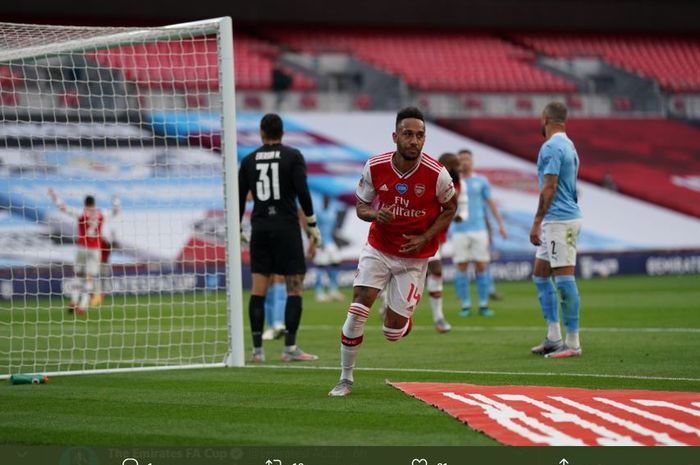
0, 17, 245, 377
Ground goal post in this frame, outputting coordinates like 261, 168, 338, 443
0, 17, 245, 378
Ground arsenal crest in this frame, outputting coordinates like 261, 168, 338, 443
414, 183, 426, 197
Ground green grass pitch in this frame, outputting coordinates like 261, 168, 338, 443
1, 275, 699, 445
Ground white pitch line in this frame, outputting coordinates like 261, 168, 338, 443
298, 325, 700, 334
245, 364, 700, 383
3, 324, 699, 334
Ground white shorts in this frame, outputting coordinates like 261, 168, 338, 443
452, 230, 490, 264
354, 243, 429, 318
313, 242, 341, 266
74, 248, 100, 276
535, 219, 583, 268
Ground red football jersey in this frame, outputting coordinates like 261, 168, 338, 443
356, 151, 455, 258
77, 208, 104, 250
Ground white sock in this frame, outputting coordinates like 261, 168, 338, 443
70, 279, 81, 305
78, 280, 92, 309
547, 321, 562, 341
340, 345, 360, 382
284, 345, 297, 353
565, 331, 580, 349
427, 274, 444, 323
341, 303, 369, 382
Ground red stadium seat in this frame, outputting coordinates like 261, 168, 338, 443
438, 117, 700, 219
262, 28, 577, 93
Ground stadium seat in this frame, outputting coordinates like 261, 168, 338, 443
438, 117, 700, 219
515, 33, 700, 93
263, 28, 577, 93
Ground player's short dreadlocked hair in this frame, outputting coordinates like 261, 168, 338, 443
396, 106, 425, 127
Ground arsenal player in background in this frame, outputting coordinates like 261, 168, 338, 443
49, 189, 120, 315
329, 107, 457, 397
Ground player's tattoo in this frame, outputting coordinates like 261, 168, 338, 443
285, 274, 305, 295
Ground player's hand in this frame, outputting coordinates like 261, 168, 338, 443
375, 203, 395, 224
240, 228, 250, 246
529, 222, 542, 246
400, 234, 428, 255
499, 225, 508, 240
306, 224, 322, 247
307, 238, 317, 260
48, 188, 56, 200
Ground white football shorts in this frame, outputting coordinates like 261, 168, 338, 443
535, 219, 583, 268
353, 243, 429, 318
451, 230, 490, 264
74, 247, 101, 276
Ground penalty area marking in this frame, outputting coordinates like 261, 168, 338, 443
245, 364, 700, 383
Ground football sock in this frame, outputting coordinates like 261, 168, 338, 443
533, 276, 558, 323
565, 331, 580, 349
487, 267, 497, 294
284, 295, 303, 346
341, 303, 369, 382
315, 269, 325, 296
78, 279, 92, 310
264, 286, 275, 329
548, 321, 562, 342
328, 267, 340, 293
475, 271, 490, 307
249, 295, 265, 348
70, 279, 81, 305
427, 272, 444, 323
555, 275, 581, 337
454, 268, 471, 309
273, 282, 287, 327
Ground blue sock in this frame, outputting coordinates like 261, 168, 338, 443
555, 275, 580, 334
454, 269, 471, 309
487, 267, 497, 294
273, 283, 287, 327
475, 272, 490, 307
315, 269, 325, 296
328, 267, 340, 293
264, 286, 275, 327
533, 276, 558, 323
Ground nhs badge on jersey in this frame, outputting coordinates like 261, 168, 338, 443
414, 183, 425, 197
396, 183, 408, 194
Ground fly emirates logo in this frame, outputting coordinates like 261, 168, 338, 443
390, 196, 426, 218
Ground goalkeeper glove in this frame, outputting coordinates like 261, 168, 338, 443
305, 214, 322, 247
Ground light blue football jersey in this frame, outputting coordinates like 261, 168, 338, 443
452, 174, 491, 233
537, 132, 582, 222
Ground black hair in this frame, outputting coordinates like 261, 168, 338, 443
260, 113, 284, 140
438, 152, 456, 165
84, 195, 95, 207
395, 106, 425, 128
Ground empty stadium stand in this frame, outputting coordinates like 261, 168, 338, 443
439, 117, 700, 218
92, 34, 316, 91
263, 28, 577, 93
515, 33, 700, 93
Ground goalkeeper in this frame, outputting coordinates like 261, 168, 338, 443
238, 113, 321, 363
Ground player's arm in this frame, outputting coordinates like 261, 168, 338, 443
237, 157, 250, 222
103, 196, 121, 219
291, 151, 322, 246
400, 168, 457, 254
486, 198, 507, 239
529, 174, 558, 246
47, 188, 78, 217
453, 180, 468, 223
